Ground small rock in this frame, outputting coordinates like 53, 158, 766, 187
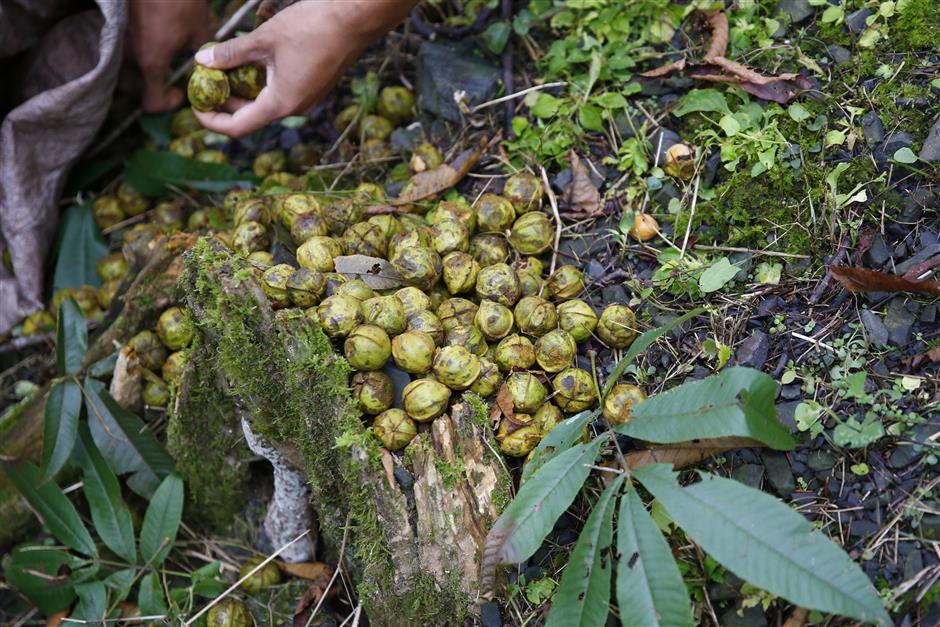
898, 197, 924, 223
861, 111, 886, 146
415, 41, 500, 122
874, 132, 914, 167
735, 330, 771, 369
860, 310, 889, 347
865, 233, 890, 267
702, 149, 722, 188
910, 186, 938, 209
826, 44, 852, 66
651, 181, 681, 207
776, 401, 800, 432
921, 513, 940, 540
614, 110, 641, 139
390, 127, 420, 153
807, 450, 837, 472
849, 519, 880, 538
884, 298, 916, 346
887, 444, 921, 469
601, 284, 630, 306
585, 259, 605, 280
918, 118, 940, 162
779, 384, 802, 401
845, 8, 873, 33
480, 601, 503, 627
762, 451, 796, 496
708, 572, 746, 602
920, 304, 937, 324
895, 243, 940, 275
393, 466, 413, 490
721, 605, 767, 627
777, 0, 813, 25
902, 548, 923, 579
732, 464, 764, 489
523, 565, 545, 581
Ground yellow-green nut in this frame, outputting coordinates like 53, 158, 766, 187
534, 402, 563, 434
96, 252, 128, 283
469, 233, 510, 267
361, 295, 407, 335
444, 324, 488, 357
437, 298, 478, 332
499, 424, 541, 457
429, 219, 470, 256
75, 285, 101, 318
378, 86, 416, 124
508, 212, 553, 255
535, 329, 577, 373
247, 251, 274, 271
195, 149, 228, 164
162, 351, 187, 386
261, 264, 295, 309
288, 143, 319, 173
168, 133, 205, 159
434, 200, 475, 232
156, 307, 195, 351
427, 284, 449, 311
227, 64, 266, 99
517, 270, 544, 298
128, 330, 168, 371
352, 370, 394, 415
188, 64, 230, 112
93, 195, 124, 230
360, 115, 394, 141
223, 188, 252, 218
403, 378, 451, 422
494, 334, 535, 372
474, 299, 514, 341
516, 256, 544, 277
394, 287, 431, 317
506, 372, 546, 413
514, 296, 557, 337
367, 214, 401, 241
317, 295, 362, 338
343, 220, 389, 257
392, 331, 436, 374
335, 104, 362, 132
232, 220, 270, 255
373, 408, 417, 450
297, 235, 342, 273
187, 208, 209, 231
476, 263, 520, 307
503, 171, 543, 213
116, 181, 150, 217
153, 200, 186, 232
207, 599, 251, 627
353, 182, 386, 204
21, 310, 55, 336
475, 193, 516, 233
286, 268, 327, 308
97, 280, 120, 310
239, 556, 281, 595
597, 304, 637, 349
469, 357, 502, 398
442, 252, 480, 295
391, 246, 442, 292
547, 264, 584, 300
390, 228, 431, 259
362, 138, 392, 161
344, 324, 391, 371
411, 142, 443, 171
277, 194, 320, 229
143, 378, 169, 407
291, 211, 330, 244
407, 310, 444, 346
552, 367, 597, 413
234, 196, 271, 227
170, 107, 202, 138
323, 272, 347, 296
253, 149, 286, 178
304, 305, 321, 327
432, 345, 481, 390
603, 383, 647, 425
557, 299, 598, 342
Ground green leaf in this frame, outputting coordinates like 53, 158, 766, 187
0, 460, 97, 556
787, 103, 812, 122
482, 21, 511, 54
482, 439, 604, 579
138, 572, 168, 616
718, 114, 741, 136
699, 257, 739, 293
546, 477, 623, 627
2, 546, 81, 615
820, 5, 844, 23
673, 89, 730, 117
593, 92, 628, 109
40, 380, 82, 483
124, 149, 256, 197
513, 9, 535, 36
832, 413, 884, 449
103, 568, 136, 604
892, 147, 918, 164
579, 105, 604, 131
824, 130, 846, 147
73, 425, 137, 563
140, 474, 184, 567
618, 367, 795, 451
72, 580, 107, 623
616, 487, 694, 627
83, 377, 174, 498
52, 201, 109, 292
522, 410, 594, 485
532, 93, 563, 118
88, 352, 119, 378
56, 298, 87, 376
65, 158, 120, 196
139, 113, 174, 145
755, 262, 782, 285
634, 465, 891, 626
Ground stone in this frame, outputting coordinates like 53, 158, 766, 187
735, 330, 770, 369
849, 519, 880, 538
874, 132, 914, 168
895, 243, 940, 275
864, 233, 890, 267
480, 601, 503, 627
807, 449, 837, 472
761, 450, 796, 496
732, 464, 764, 489
826, 44, 851, 66
415, 41, 500, 122
861, 110, 886, 146
884, 298, 916, 346
721, 605, 767, 627
860, 310, 889, 347
585, 259, 605, 280
776, 401, 800, 432
887, 444, 921, 469
845, 8, 873, 33
777, 0, 813, 25
601, 284, 630, 306
918, 118, 940, 163
779, 384, 802, 401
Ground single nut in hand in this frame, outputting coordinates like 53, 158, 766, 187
187, 64, 230, 112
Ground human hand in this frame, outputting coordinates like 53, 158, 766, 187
128, 0, 214, 112
192, 0, 417, 137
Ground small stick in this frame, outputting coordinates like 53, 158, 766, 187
540, 166, 562, 276
679, 174, 700, 259
470, 82, 567, 112
693, 244, 811, 259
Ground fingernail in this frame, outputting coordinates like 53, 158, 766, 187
195, 47, 213, 65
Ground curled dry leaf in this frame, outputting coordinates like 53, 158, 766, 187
333, 254, 403, 290
381, 448, 396, 490
291, 561, 336, 626
906, 346, 940, 369
624, 436, 763, 470
490, 383, 514, 427
565, 150, 603, 216
393, 141, 484, 205
109, 345, 142, 411
830, 265, 940, 296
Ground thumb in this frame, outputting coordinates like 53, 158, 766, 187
194, 31, 265, 69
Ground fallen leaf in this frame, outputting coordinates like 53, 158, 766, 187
46, 611, 69, 627
491, 384, 514, 427
565, 150, 603, 216
907, 346, 940, 369
830, 265, 940, 296
700, 9, 728, 62
292, 562, 336, 626
381, 448, 396, 491
393, 142, 483, 205
333, 255, 403, 290
624, 437, 763, 470
639, 58, 686, 78
109, 345, 142, 411
278, 560, 333, 581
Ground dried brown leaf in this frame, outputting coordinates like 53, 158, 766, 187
624, 437, 763, 470
278, 560, 333, 581
381, 448, 396, 490
783, 608, 810, 627
701, 9, 729, 61
639, 58, 687, 78
907, 346, 940, 369
333, 254, 403, 290
565, 150, 603, 216
46, 611, 68, 627
491, 384, 513, 427
830, 265, 940, 295
393, 143, 483, 205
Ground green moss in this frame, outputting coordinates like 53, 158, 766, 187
892, 0, 940, 50
462, 391, 491, 429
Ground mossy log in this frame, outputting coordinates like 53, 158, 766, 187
169, 238, 511, 626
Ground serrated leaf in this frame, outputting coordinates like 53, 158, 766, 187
57, 299, 87, 376
73, 425, 137, 563
616, 487, 694, 627
40, 380, 82, 483
52, 202, 109, 292
72, 580, 107, 623
140, 474, 184, 567
2, 546, 81, 615
634, 465, 891, 626
0, 460, 97, 556
481, 439, 605, 591
521, 410, 593, 485
138, 572, 168, 616
618, 367, 795, 451
546, 476, 622, 627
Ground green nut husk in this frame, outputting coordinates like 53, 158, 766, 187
367, 214, 401, 241
153, 200, 186, 232
546, 264, 584, 299
96, 252, 128, 283
469, 357, 502, 397
317, 295, 363, 338
596, 304, 637, 349
223, 188, 252, 218
169, 133, 205, 159
344, 324, 391, 371
227, 64, 266, 99
352, 370, 394, 415
93, 195, 125, 230
432, 345, 481, 390
514, 296, 557, 337
436, 298, 478, 332
534, 402, 562, 434
411, 142, 443, 171
469, 233, 510, 266
291, 211, 330, 244
353, 182, 387, 204
406, 310, 444, 346
476, 263, 520, 307
170, 107, 202, 137
261, 263, 295, 309
335, 279, 375, 303
552, 367, 597, 413
506, 372, 546, 413
429, 219, 470, 256
143, 378, 170, 407
557, 299, 597, 342
247, 251, 274, 271
297, 235, 342, 273
441, 252, 480, 295
156, 306, 195, 350
231, 221, 270, 255
195, 149, 228, 164
162, 351, 187, 386
434, 200, 476, 232
343, 220, 389, 257
391, 330, 436, 374
394, 286, 431, 316
233, 196, 271, 227
535, 329, 577, 373
603, 383, 647, 425
503, 171, 543, 213
517, 270, 544, 297
508, 211, 553, 255
288, 143, 320, 173
474, 193, 516, 233
207, 599, 251, 627
444, 324, 488, 357
277, 194, 321, 229
373, 408, 417, 450
335, 104, 363, 132
252, 150, 286, 178
499, 424, 541, 457
21, 311, 55, 336
323, 272, 348, 296
239, 557, 281, 595
128, 330, 168, 371
389, 228, 430, 259
391, 246, 442, 292
286, 268, 327, 308
474, 299, 514, 341
377, 86, 416, 124
361, 295, 407, 335
493, 334, 536, 372
96, 280, 120, 310
360, 115, 394, 141
116, 181, 150, 217
402, 378, 451, 422
188, 64, 230, 112
322, 198, 364, 236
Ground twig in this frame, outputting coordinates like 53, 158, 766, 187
692, 244, 811, 259
470, 82, 567, 112
679, 174, 700, 259
500, 0, 514, 138
540, 166, 562, 276
810, 234, 850, 303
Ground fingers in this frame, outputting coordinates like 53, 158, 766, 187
194, 30, 266, 70
193, 88, 287, 138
